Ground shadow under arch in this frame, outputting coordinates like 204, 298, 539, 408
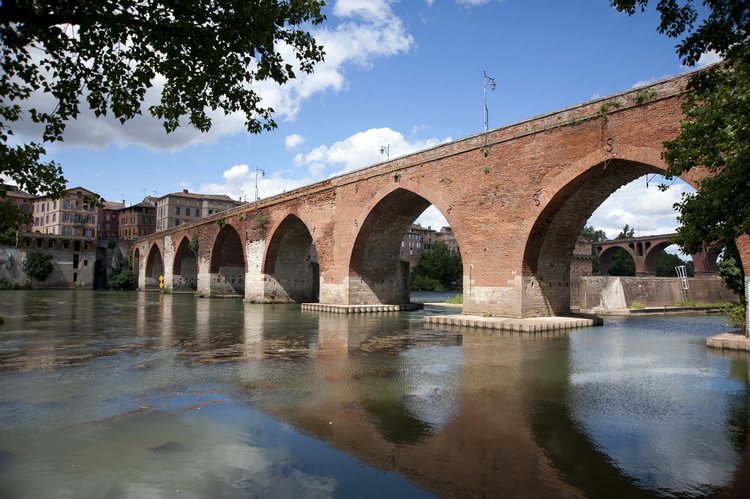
520, 146, 670, 316
144, 244, 163, 289
262, 213, 320, 302
348, 185, 460, 305
173, 236, 198, 291
598, 245, 635, 276
133, 248, 141, 287
210, 224, 246, 296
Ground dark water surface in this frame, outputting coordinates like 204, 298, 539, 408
0, 291, 748, 498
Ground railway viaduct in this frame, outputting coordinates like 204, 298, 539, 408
134, 70, 750, 318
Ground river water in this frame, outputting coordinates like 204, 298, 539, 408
0, 291, 747, 498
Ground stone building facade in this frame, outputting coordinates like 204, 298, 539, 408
31, 186, 99, 238
119, 197, 157, 240
155, 190, 243, 232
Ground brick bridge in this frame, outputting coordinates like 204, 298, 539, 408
596, 234, 719, 276
135, 70, 750, 318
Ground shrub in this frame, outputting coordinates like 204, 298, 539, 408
23, 252, 54, 281
723, 303, 747, 331
446, 294, 463, 304
109, 257, 136, 290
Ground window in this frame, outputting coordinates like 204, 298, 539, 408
175, 219, 180, 226
175, 207, 181, 215
53, 200, 57, 209
84, 229, 93, 237
63, 199, 71, 209
48, 239, 54, 249
52, 214, 56, 222
208, 209, 213, 214
62, 227, 72, 236
73, 272, 77, 283
83, 259, 88, 267
195, 209, 200, 217
36, 239, 43, 248
186, 208, 191, 217
73, 254, 79, 269
45, 215, 49, 224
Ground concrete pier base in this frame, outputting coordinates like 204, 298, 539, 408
424, 314, 602, 332
707, 332, 750, 351
301, 303, 423, 314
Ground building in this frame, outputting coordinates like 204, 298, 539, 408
10, 234, 97, 288
155, 189, 243, 231
400, 224, 436, 267
98, 200, 125, 240
434, 226, 459, 253
1, 185, 34, 216
570, 236, 593, 277
119, 197, 157, 240
31, 186, 99, 238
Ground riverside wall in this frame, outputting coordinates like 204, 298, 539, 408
571, 276, 738, 311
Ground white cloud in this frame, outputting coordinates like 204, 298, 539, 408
285, 134, 305, 150
415, 204, 449, 230
587, 174, 695, 240
294, 127, 450, 176
14, 0, 414, 152
457, 0, 492, 6
191, 125, 450, 208
696, 50, 722, 67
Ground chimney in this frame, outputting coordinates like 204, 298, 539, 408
182, 189, 189, 193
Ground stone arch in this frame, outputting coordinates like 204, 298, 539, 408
209, 224, 245, 295
348, 185, 460, 305
173, 236, 198, 291
520, 146, 671, 316
133, 248, 141, 287
598, 245, 634, 276
642, 240, 673, 275
262, 213, 319, 302
144, 244, 163, 289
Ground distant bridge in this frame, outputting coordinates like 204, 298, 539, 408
595, 233, 719, 276
135, 70, 750, 318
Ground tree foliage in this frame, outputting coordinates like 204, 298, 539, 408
0, 200, 31, 245
0, 0, 326, 198
612, 0, 750, 253
23, 251, 54, 281
411, 242, 462, 291
581, 224, 608, 273
108, 256, 136, 290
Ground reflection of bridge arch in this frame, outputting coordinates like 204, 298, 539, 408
262, 214, 319, 302
210, 224, 246, 296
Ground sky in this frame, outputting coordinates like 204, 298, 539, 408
17, 0, 719, 245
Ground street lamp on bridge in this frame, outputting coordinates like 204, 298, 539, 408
483, 70, 496, 156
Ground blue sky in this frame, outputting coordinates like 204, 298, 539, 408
29, 0, 717, 241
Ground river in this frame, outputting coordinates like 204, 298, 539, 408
0, 290, 747, 498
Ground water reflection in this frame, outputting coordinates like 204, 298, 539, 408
0, 291, 748, 498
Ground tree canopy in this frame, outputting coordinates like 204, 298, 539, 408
611, 0, 749, 254
411, 242, 462, 292
0, 0, 326, 197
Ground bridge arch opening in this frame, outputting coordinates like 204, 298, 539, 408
521, 158, 684, 315
348, 187, 461, 305
133, 248, 140, 286
144, 244, 163, 290
210, 224, 245, 296
173, 236, 198, 291
263, 214, 319, 302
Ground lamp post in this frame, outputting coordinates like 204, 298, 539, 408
483, 70, 496, 156
380, 144, 390, 160
255, 166, 265, 202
